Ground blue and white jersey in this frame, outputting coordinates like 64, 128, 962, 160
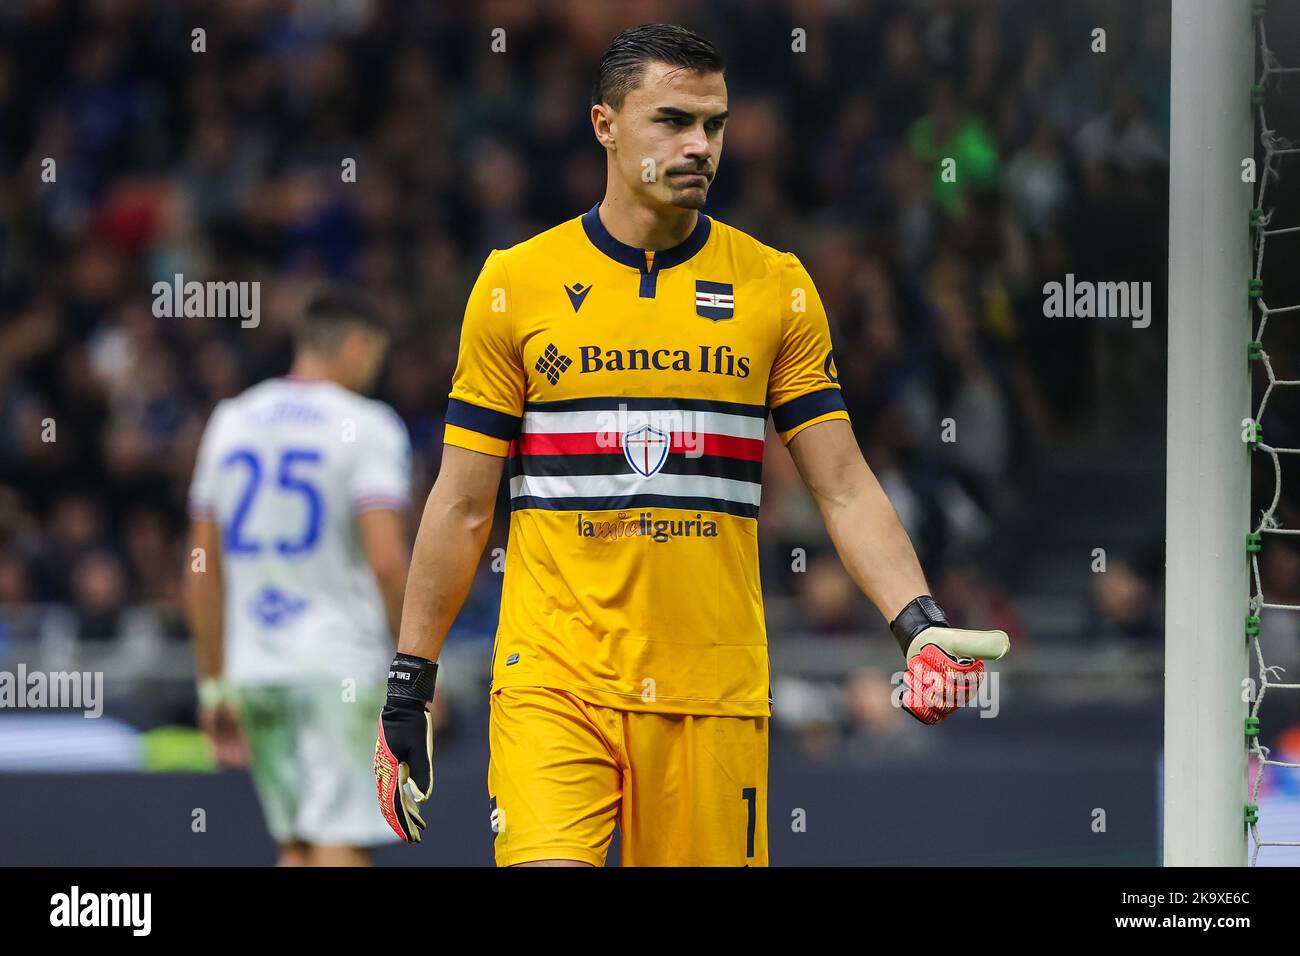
188, 377, 412, 685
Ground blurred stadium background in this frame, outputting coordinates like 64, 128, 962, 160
0, 0, 1297, 865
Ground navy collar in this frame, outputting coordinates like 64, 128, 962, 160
581, 203, 711, 271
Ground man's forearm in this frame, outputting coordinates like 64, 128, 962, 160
397, 482, 495, 662
358, 507, 411, 641
183, 521, 224, 679
813, 458, 931, 624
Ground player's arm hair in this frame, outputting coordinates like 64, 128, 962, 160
358, 507, 410, 641
396, 443, 504, 662
787, 418, 931, 624
183, 518, 225, 679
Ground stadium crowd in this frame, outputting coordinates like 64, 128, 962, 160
0, 0, 1177, 705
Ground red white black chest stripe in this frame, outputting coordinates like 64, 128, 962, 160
506, 396, 765, 519
442, 387, 847, 519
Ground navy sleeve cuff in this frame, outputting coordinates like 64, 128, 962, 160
770, 388, 847, 433
445, 398, 521, 440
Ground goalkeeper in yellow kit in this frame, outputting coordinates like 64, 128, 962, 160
373, 23, 1010, 866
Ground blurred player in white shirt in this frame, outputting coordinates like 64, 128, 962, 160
184, 287, 413, 866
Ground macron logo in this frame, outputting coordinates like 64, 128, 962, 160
50, 886, 151, 936
564, 282, 593, 313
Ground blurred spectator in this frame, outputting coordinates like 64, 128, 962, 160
69, 548, 130, 642
842, 666, 932, 763
1004, 118, 1068, 234
1084, 556, 1163, 644
1075, 81, 1167, 176
905, 76, 1001, 213
933, 555, 1024, 646
797, 554, 865, 637
1257, 538, 1300, 677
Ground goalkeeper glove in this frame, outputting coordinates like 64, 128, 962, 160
890, 595, 1010, 725
374, 652, 437, 843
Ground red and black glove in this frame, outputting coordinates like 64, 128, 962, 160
374, 653, 437, 843
890, 595, 1009, 725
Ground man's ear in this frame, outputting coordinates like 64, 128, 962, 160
591, 103, 616, 150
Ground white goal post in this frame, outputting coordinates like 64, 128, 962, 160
1164, 0, 1254, 866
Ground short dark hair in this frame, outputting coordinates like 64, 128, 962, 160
295, 284, 385, 354
591, 23, 724, 109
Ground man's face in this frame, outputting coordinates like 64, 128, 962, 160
598, 60, 728, 211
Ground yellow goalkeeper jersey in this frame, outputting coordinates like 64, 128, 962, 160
445, 203, 849, 717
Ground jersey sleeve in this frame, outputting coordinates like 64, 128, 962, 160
187, 402, 228, 521
350, 406, 413, 513
767, 252, 851, 443
444, 249, 525, 457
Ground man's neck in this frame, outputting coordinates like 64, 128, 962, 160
288, 355, 346, 389
598, 189, 697, 251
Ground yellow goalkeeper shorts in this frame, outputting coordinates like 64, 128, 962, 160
487, 685, 769, 867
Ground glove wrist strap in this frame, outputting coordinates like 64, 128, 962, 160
386, 653, 438, 704
197, 676, 228, 711
889, 595, 950, 657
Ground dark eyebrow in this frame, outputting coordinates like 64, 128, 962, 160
655, 106, 730, 122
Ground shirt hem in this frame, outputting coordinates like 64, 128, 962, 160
489, 672, 772, 718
